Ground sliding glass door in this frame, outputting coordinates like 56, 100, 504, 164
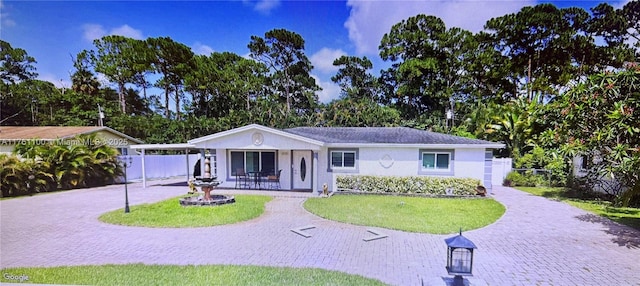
230, 150, 276, 175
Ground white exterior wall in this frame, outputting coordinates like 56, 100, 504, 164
192, 128, 320, 190
320, 146, 488, 193
453, 148, 485, 182
359, 147, 419, 176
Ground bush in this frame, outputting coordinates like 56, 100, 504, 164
336, 175, 481, 195
0, 154, 55, 197
3, 134, 122, 198
504, 171, 548, 187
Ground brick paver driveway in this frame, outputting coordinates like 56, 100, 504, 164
1, 181, 639, 285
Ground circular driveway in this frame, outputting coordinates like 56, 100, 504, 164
1, 180, 639, 285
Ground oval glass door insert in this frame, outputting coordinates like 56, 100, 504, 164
300, 157, 307, 181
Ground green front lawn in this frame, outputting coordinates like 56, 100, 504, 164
516, 187, 640, 230
99, 195, 272, 228
0, 264, 387, 285
304, 195, 505, 234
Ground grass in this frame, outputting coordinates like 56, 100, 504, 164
304, 195, 505, 234
516, 187, 640, 230
0, 264, 387, 285
99, 195, 272, 228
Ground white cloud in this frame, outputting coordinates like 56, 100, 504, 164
310, 48, 347, 74
0, 0, 16, 27
110, 24, 144, 39
243, 0, 280, 15
192, 42, 215, 55
344, 0, 535, 55
82, 24, 143, 42
38, 73, 70, 89
82, 24, 107, 42
311, 74, 341, 103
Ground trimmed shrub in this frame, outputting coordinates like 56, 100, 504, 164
336, 175, 481, 195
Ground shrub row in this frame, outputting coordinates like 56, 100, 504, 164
336, 175, 482, 195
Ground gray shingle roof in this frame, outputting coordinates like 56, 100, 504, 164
283, 127, 498, 145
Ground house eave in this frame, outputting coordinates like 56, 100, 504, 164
324, 143, 505, 149
188, 124, 325, 147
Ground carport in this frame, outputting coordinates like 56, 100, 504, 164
129, 143, 202, 188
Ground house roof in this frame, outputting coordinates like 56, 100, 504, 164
0, 126, 143, 144
283, 127, 502, 147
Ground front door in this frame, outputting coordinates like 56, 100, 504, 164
292, 150, 312, 190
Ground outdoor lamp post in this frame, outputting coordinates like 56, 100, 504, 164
120, 155, 133, 213
445, 229, 477, 285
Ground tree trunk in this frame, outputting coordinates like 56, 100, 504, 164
164, 83, 170, 118
175, 84, 180, 121
119, 82, 126, 114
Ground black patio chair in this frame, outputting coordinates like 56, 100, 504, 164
267, 169, 282, 190
235, 168, 249, 189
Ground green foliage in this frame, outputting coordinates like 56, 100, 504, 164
321, 98, 400, 127
0, 40, 38, 84
515, 146, 568, 186
248, 29, 319, 115
504, 171, 547, 187
555, 64, 640, 206
336, 175, 481, 195
331, 55, 379, 101
0, 154, 54, 197
379, 14, 476, 118
11, 134, 122, 193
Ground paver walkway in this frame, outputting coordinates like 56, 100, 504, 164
1, 180, 639, 285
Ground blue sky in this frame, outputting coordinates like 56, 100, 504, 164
0, 0, 630, 104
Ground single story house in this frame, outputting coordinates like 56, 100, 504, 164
168, 124, 504, 193
0, 126, 143, 155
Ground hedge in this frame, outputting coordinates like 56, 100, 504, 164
336, 175, 482, 195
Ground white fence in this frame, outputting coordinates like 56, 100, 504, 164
118, 154, 200, 181
491, 158, 512, 186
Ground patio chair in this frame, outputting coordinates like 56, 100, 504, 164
267, 169, 282, 190
235, 168, 249, 189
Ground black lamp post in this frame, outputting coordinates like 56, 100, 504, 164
445, 229, 477, 285
120, 155, 133, 213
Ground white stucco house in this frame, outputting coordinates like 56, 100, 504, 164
147, 124, 503, 193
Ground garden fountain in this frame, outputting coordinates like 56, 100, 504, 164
179, 154, 235, 206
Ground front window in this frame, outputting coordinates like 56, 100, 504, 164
422, 152, 451, 171
230, 150, 276, 176
330, 150, 356, 169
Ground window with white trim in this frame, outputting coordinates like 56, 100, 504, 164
330, 150, 356, 169
421, 152, 451, 171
